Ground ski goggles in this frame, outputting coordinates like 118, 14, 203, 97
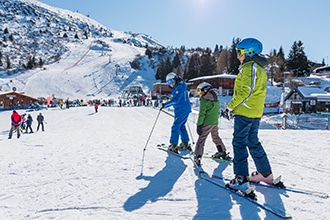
167, 78, 175, 85
196, 88, 202, 95
236, 48, 245, 57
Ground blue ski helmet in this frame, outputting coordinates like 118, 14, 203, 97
236, 38, 263, 58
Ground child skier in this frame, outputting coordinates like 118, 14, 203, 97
161, 72, 192, 153
194, 82, 231, 166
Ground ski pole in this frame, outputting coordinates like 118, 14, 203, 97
140, 109, 161, 176
161, 109, 195, 145
186, 121, 195, 145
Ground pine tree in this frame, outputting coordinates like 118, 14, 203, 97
172, 53, 181, 69
156, 57, 173, 82
6, 55, 11, 69
155, 61, 165, 81
199, 48, 216, 77
184, 53, 199, 80
0, 51, 3, 67
145, 47, 152, 59
164, 57, 173, 75
216, 48, 230, 74
287, 40, 309, 77
213, 44, 220, 60
268, 47, 286, 84
228, 38, 241, 75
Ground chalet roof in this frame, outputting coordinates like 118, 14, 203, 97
0, 91, 39, 100
189, 74, 237, 82
298, 86, 327, 98
285, 86, 330, 102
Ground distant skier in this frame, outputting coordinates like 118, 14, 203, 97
36, 113, 45, 132
161, 72, 192, 153
193, 82, 231, 166
25, 114, 34, 133
65, 98, 70, 109
59, 99, 63, 109
94, 103, 99, 113
8, 110, 22, 139
20, 113, 26, 131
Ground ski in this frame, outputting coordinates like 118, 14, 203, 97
211, 174, 328, 199
203, 155, 232, 163
157, 144, 191, 159
189, 158, 292, 219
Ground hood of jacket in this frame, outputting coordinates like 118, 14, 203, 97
243, 54, 269, 68
203, 89, 218, 102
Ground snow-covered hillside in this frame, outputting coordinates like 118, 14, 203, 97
0, 0, 163, 98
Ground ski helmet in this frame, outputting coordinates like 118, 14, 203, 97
236, 38, 263, 58
196, 82, 211, 96
166, 72, 177, 85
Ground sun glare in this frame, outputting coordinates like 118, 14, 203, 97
193, 0, 209, 9
190, 0, 217, 20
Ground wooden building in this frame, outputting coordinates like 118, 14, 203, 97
0, 91, 39, 110
188, 74, 237, 96
284, 86, 330, 114
152, 83, 172, 96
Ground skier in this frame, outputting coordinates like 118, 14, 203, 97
20, 113, 26, 132
94, 103, 99, 113
36, 113, 45, 132
194, 82, 231, 166
8, 110, 22, 139
25, 114, 34, 133
161, 72, 192, 153
223, 38, 274, 195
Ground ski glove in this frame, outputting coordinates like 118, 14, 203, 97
160, 103, 165, 110
222, 108, 233, 120
197, 125, 202, 135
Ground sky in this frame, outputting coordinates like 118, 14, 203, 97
36, 0, 330, 64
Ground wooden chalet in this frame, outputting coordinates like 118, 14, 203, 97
284, 86, 330, 114
0, 91, 39, 110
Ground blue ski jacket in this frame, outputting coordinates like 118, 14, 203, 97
163, 80, 191, 115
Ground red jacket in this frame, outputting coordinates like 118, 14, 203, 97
11, 111, 21, 126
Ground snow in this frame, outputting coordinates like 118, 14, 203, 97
0, 105, 329, 219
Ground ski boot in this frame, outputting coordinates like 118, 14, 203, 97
249, 171, 285, 188
168, 143, 179, 154
179, 142, 192, 151
212, 151, 232, 161
226, 175, 257, 200
194, 155, 202, 167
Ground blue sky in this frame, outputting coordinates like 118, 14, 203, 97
38, 0, 329, 64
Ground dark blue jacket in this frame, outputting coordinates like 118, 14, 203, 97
26, 115, 33, 126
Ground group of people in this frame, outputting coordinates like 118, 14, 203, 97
161, 38, 274, 195
8, 111, 45, 139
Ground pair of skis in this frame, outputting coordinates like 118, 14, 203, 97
157, 144, 328, 219
157, 145, 290, 218
156, 144, 233, 163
